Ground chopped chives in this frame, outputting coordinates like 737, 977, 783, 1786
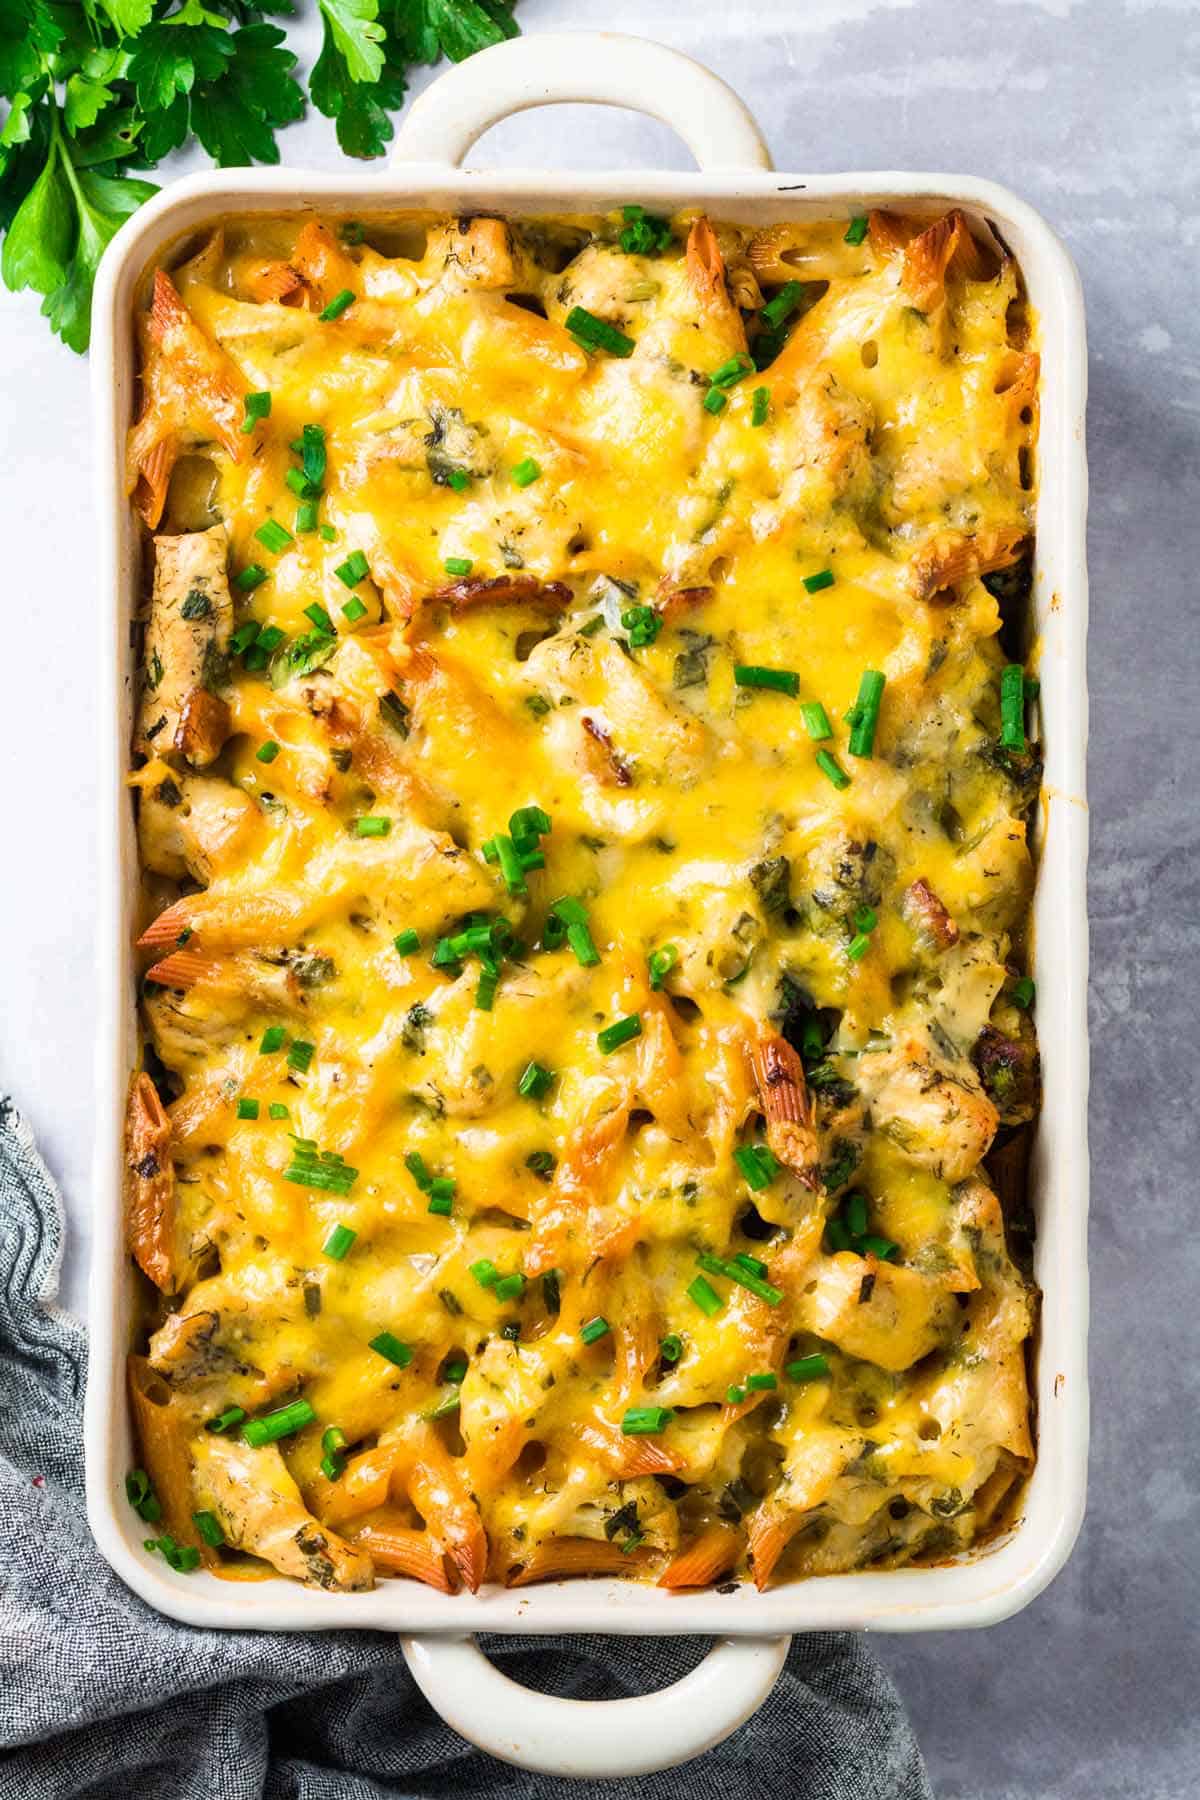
319, 523, 338, 543
192, 1509, 224, 1547
845, 1192, 869, 1238
746, 1372, 778, 1392
597, 1014, 642, 1054
696, 1251, 782, 1306
511, 457, 541, 488
443, 1357, 468, 1383
236, 1097, 259, 1121
702, 387, 728, 415
565, 306, 635, 357
353, 815, 391, 837
847, 932, 872, 962
323, 1223, 356, 1261
241, 391, 271, 433
493, 1272, 525, 1302
230, 620, 261, 655
815, 748, 850, 790
787, 1353, 830, 1381
760, 279, 804, 330
320, 1425, 347, 1480
688, 1274, 722, 1318
844, 215, 869, 246
255, 519, 293, 554
334, 550, 370, 587
426, 1185, 453, 1218
235, 563, 268, 592
566, 920, 600, 967
1011, 976, 1036, 1010
580, 1315, 611, 1345
709, 353, 754, 390
341, 596, 368, 623
659, 1332, 683, 1364
243, 1399, 316, 1446
751, 386, 770, 427
258, 625, 285, 653
393, 929, 420, 955
518, 1061, 555, 1099
647, 943, 678, 989
800, 701, 833, 741
204, 1405, 246, 1435
287, 1039, 314, 1072
255, 740, 280, 765
445, 468, 470, 492
848, 670, 886, 757
726, 1384, 746, 1405
470, 1258, 499, 1289
427, 1387, 460, 1419
731, 1252, 768, 1278
268, 1102, 290, 1120
858, 1233, 899, 1260
145, 1535, 201, 1572
475, 966, 499, 1010
619, 204, 672, 256
735, 664, 800, 696
621, 1406, 673, 1436
621, 604, 660, 648
733, 1144, 781, 1190
1000, 663, 1026, 751
443, 556, 473, 576
405, 1150, 432, 1189
296, 499, 319, 535
259, 1026, 286, 1054
803, 569, 835, 593
855, 904, 878, 933
304, 602, 334, 633
286, 466, 320, 500
284, 1144, 357, 1195
125, 1468, 161, 1522
319, 288, 355, 321
825, 1216, 852, 1253
369, 1331, 412, 1368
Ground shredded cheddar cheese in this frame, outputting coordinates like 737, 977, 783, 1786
124, 207, 1039, 1594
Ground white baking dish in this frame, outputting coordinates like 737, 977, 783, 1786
85, 31, 1091, 1778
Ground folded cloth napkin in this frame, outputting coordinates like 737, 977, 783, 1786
0, 1097, 932, 1800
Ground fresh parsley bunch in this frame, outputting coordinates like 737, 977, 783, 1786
0, 0, 520, 352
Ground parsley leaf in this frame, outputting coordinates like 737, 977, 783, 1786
190, 25, 303, 167
320, 0, 387, 85
311, 10, 407, 159
42, 165, 157, 352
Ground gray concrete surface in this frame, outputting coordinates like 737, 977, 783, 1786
0, 1, 1194, 1793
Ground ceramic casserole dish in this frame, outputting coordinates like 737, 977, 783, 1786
86, 31, 1091, 1778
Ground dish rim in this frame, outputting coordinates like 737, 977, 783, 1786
86, 156, 1090, 1642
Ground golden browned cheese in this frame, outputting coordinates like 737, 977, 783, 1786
125, 209, 1040, 1592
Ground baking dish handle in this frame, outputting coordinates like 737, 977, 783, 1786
400, 1632, 790, 1777
388, 31, 773, 172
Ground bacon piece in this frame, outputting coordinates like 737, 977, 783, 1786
656, 583, 714, 622
174, 688, 231, 767
904, 878, 959, 949
749, 1033, 822, 1189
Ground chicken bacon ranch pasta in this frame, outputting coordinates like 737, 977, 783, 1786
123, 205, 1041, 1593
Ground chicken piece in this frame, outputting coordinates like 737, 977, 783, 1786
862, 1040, 998, 1182
524, 630, 709, 791
137, 527, 233, 767
903, 878, 959, 950
137, 772, 259, 882
425, 216, 525, 292
794, 1255, 959, 1373
192, 1434, 374, 1590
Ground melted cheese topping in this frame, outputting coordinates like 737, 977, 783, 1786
127, 209, 1039, 1593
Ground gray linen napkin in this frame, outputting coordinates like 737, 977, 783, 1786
0, 1095, 932, 1800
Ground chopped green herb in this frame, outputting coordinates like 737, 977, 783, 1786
334, 550, 370, 588
647, 944, 678, 989
268, 1103, 290, 1121
518, 1061, 555, 1100
751, 386, 770, 427
444, 556, 473, 576
320, 288, 355, 321
761, 280, 805, 330
1000, 663, 1027, 751
733, 1144, 781, 1190
580, 1315, 611, 1345
192, 1509, 225, 1547
260, 1026, 286, 1054
341, 596, 368, 624
353, 815, 391, 838
702, 386, 728, 415
688, 1274, 723, 1318
241, 391, 271, 434
323, 1223, 356, 1261
565, 306, 635, 357
844, 215, 869, 246
803, 569, 835, 594
255, 519, 293, 555
735, 664, 800, 697
848, 670, 886, 758
746, 1372, 778, 1392
621, 1406, 673, 1436
786, 1353, 830, 1381
815, 748, 851, 790
235, 564, 268, 593
369, 1331, 412, 1368
597, 1014, 642, 1054
393, 929, 420, 956
619, 205, 672, 256
243, 1399, 316, 1447
511, 457, 541, 489
204, 1406, 246, 1436
288, 1039, 314, 1072
236, 1097, 260, 1121
800, 701, 833, 741
659, 1333, 683, 1364
1011, 976, 1036, 1010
